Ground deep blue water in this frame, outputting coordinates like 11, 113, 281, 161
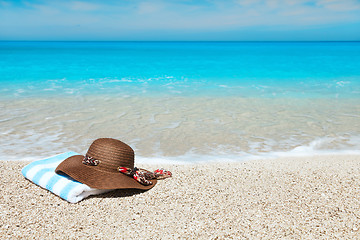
0, 41, 360, 98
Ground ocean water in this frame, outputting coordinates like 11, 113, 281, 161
0, 41, 359, 163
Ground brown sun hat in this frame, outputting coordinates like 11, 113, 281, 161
55, 138, 157, 190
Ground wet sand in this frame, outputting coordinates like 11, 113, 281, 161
1, 154, 360, 239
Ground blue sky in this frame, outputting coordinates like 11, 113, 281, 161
0, 0, 359, 41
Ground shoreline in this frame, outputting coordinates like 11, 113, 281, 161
1, 96, 359, 160
2, 146, 360, 164
2, 154, 360, 238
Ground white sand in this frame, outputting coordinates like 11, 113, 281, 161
1, 155, 360, 239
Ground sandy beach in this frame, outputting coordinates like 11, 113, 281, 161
1, 155, 360, 239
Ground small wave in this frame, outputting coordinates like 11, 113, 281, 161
6, 137, 360, 164
137, 138, 360, 165
336, 81, 351, 87
163, 121, 181, 129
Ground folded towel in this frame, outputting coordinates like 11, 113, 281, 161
21, 152, 112, 203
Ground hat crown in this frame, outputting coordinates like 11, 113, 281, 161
86, 138, 134, 171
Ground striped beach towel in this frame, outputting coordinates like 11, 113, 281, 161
21, 152, 112, 203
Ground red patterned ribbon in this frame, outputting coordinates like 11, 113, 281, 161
118, 167, 172, 186
82, 155, 100, 166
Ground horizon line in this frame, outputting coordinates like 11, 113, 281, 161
1, 40, 359, 43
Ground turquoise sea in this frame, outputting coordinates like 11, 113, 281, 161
1, 41, 359, 162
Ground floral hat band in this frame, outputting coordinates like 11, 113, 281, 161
83, 155, 100, 166
118, 167, 172, 186
82, 154, 172, 186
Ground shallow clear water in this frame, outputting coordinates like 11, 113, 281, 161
0, 41, 359, 163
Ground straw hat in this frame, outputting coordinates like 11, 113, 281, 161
55, 138, 157, 190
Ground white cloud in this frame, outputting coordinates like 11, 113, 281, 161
318, 0, 360, 11
137, 1, 165, 14
0, 1, 11, 7
70, 1, 101, 11
0, 0, 360, 40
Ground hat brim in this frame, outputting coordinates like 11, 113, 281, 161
55, 155, 157, 190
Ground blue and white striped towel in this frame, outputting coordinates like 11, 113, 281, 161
21, 152, 112, 203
